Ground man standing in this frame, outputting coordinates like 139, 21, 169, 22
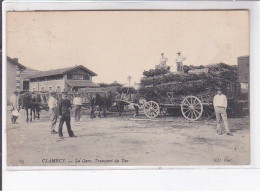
9, 91, 20, 124
73, 93, 83, 122
213, 88, 232, 136
176, 51, 186, 72
48, 92, 58, 134
156, 53, 168, 69
160, 53, 168, 67
58, 92, 76, 138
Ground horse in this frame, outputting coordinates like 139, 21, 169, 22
102, 92, 113, 117
95, 92, 113, 118
19, 92, 42, 122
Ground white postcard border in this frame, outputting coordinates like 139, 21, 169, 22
2, 0, 260, 190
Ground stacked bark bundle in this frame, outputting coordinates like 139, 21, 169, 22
143, 66, 171, 77
139, 63, 237, 102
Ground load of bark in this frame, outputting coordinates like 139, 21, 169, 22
143, 66, 171, 77
139, 63, 237, 101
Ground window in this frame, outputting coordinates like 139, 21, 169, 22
68, 74, 90, 80
49, 86, 53, 92
84, 75, 90, 80
241, 83, 248, 90
57, 86, 61, 92
41, 86, 45, 92
240, 83, 248, 94
45, 75, 63, 81
72, 74, 84, 80
23, 81, 29, 91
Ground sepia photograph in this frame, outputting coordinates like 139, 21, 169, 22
5, 10, 250, 166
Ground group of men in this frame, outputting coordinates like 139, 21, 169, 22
158, 51, 231, 135
47, 88, 231, 137
9, 86, 232, 137
158, 51, 186, 72
48, 92, 76, 138
48, 92, 104, 138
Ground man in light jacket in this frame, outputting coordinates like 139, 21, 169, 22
48, 92, 58, 134
160, 53, 168, 67
73, 93, 83, 122
213, 88, 232, 136
176, 51, 186, 72
10, 91, 20, 124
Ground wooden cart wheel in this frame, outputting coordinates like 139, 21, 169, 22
202, 106, 215, 120
181, 96, 203, 121
144, 101, 160, 118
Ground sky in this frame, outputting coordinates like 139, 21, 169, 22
7, 11, 249, 85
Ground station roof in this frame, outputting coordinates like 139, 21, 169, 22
7, 56, 26, 70
66, 80, 99, 88
26, 65, 97, 79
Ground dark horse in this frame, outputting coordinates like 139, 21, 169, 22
95, 92, 113, 118
19, 92, 42, 122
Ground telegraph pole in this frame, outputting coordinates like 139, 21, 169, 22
127, 75, 132, 87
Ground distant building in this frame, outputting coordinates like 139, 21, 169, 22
7, 56, 26, 100
20, 67, 40, 91
237, 56, 249, 99
26, 65, 99, 92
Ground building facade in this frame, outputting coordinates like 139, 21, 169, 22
237, 56, 249, 100
27, 65, 99, 92
6, 56, 26, 101
20, 67, 40, 91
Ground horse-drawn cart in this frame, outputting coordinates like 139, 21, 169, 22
142, 92, 216, 121
140, 63, 245, 121
142, 90, 245, 121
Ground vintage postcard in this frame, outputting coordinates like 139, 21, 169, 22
5, 10, 250, 167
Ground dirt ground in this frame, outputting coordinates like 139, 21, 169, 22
6, 108, 250, 166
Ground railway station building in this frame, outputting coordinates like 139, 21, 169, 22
26, 65, 99, 92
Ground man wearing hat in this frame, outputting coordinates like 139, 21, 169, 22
73, 93, 83, 122
213, 88, 232, 136
57, 92, 76, 138
9, 91, 20, 124
48, 92, 58, 134
176, 51, 186, 72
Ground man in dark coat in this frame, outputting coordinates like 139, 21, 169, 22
57, 92, 76, 138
